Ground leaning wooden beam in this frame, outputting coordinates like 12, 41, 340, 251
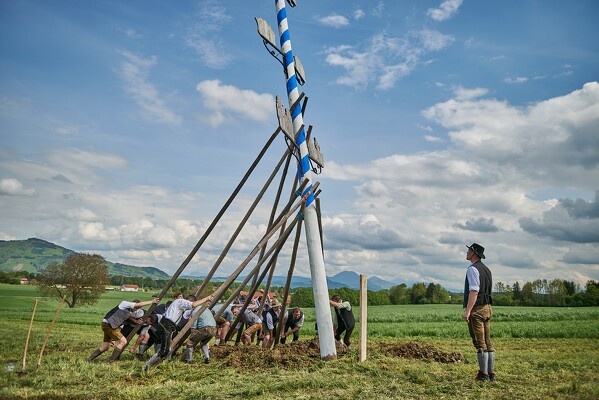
222, 215, 298, 343
37, 295, 66, 369
202, 177, 307, 316
194, 146, 294, 299
274, 209, 303, 346
22, 299, 38, 371
316, 197, 324, 257
112, 128, 282, 359
252, 150, 293, 291
217, 183, 319, 342
172, 211, 299, 352
169, 183, 319, 352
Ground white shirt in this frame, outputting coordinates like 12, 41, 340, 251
466, 265, 481, 292
164, 298, 193, 324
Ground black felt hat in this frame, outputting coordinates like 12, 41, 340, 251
467, 243, 486, 259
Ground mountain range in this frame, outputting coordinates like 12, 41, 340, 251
0, 238, 397, 290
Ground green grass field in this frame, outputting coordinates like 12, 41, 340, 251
1, 284, 598, 399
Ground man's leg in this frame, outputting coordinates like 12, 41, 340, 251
87, 341, 110, 362
469, 306, 489, 381
343, 327, 354, 347
482, 306, 495, 381
335, 326, 346, 346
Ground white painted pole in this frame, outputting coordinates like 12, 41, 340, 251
274, 0, 336, 359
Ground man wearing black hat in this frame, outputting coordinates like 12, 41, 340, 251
463, 243, 495, 381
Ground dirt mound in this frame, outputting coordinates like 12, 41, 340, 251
378, 341, 464, 363
205, 339, 462, 370
211, 338, 347, 370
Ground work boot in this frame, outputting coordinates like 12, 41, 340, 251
204, 357, 210, 364
475, 371, 489, 381
487, 350, 495, 381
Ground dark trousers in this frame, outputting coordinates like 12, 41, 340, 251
157, 318, 178, 358
335, 323, 354, 346
280, 323, 300, 344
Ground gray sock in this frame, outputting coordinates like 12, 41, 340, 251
487, 350, 495, 375
201, 344, 210, 359
138, 344, 148, 355
144, 353, 161, 370
477, 350, 488, 374
184, 346, 193, 363
86, 348, 103, 362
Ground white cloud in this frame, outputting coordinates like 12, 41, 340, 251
0, 231, 17, 240
0, 178, 35, 196
317, 14, 350, 28
453, 86, 489, 100
504, 76, 528, 84
424, 135, 443, 142
184, 1, 233, 69
62, 207, 99, 222
354, 9, 365, 20
427, 0, 463, 22
196, 80, 274, 127
321, 82, 599, 288
55, 125, 79, 135
325, 30, 453, 90
118, 51, 182, 126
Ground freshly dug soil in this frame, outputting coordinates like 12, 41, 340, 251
205, 338, 463, 370
377, 341, 464, 363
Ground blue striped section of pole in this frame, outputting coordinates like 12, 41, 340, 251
275, 0, 336, 360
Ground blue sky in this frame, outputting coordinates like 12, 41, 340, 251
1, 0, 598, 291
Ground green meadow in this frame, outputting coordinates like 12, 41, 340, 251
1, 284, 598, 399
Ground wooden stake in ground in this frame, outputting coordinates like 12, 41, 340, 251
22, 299, 38, 371
37, 295, 66, 369
359, 275, 367, 362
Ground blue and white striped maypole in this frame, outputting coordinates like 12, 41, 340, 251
275, 0, 336, 359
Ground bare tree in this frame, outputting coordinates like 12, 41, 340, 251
37, 253, 109, 308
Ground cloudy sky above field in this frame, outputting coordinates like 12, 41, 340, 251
1, 0, 598, 290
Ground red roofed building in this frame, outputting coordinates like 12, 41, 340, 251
120, 284, 139, 292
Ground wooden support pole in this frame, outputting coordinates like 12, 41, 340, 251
22, 299, 38, 371
252, 150, 294, 291
116, 128, 281, 357
37, 295, 66, 369
194, 147, 294, 299
359, 274, 367, 362
222, 215, 299, 344
274, 212, 303, 346
170, 183, 318, 351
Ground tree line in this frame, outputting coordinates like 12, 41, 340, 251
288, 279, 599, 308
3, 253, 599, 308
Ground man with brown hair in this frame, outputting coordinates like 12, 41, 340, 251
463, 242, 495, 381
330, 294, 355, 348
261, 299, 282, 349
280, 306, 304, 344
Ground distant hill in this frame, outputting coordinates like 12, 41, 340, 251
0, 238, 170, 279
330, 270, 395, 291
1, 238, 396, 288
189, 270, 395, 291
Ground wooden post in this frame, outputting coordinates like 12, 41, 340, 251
359, 275, 367, 362
37, 295, 66, 369
22, 299, 38, 371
